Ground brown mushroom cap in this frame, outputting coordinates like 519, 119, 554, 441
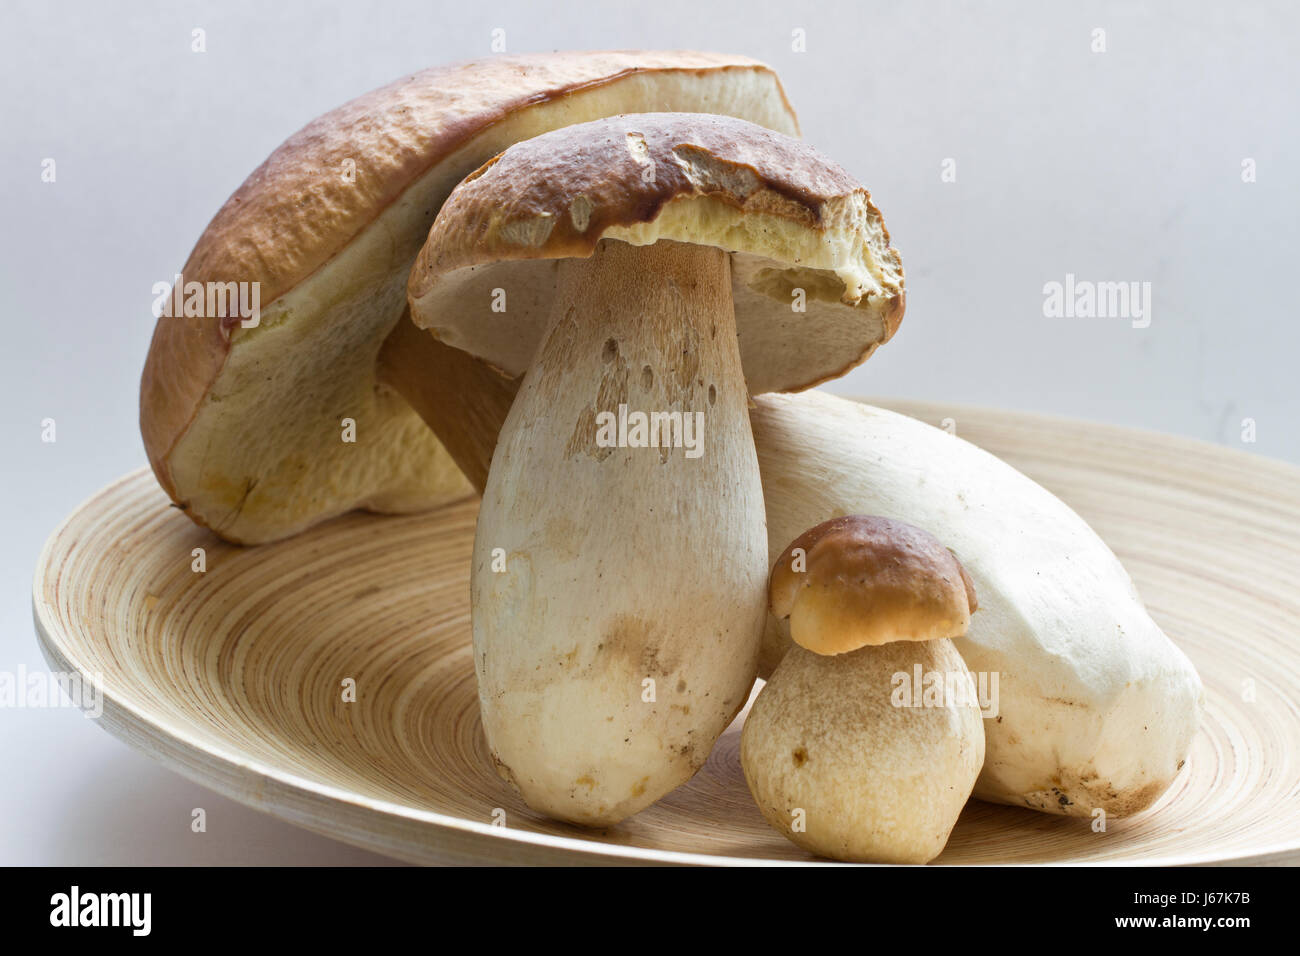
407, 113, 904, 395
769, 515, 977, 655
139, 53, 798, 544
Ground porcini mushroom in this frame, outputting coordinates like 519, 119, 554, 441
750, 391, 1203, 817
406, 114, 904, 825
140, 52, 799, 543
742, 514, 984, 863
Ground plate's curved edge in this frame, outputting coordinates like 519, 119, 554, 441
29, 587, 750, 867
30, 497, 834, 867
861, 394, 1300, 484
29, 447, 1300, 867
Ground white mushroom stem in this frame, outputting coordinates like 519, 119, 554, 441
473, 238, 769, 826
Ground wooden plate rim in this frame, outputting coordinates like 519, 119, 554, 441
31, 405, 1300, 866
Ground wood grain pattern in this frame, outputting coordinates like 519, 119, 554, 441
32, 400, 1300, 865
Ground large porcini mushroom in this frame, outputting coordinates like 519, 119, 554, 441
139, 52, 799, 543
742, 515, 985, 863
406, 114, 904, 825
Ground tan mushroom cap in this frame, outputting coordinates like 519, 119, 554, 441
407, 113, 904, 395
769, 515, 977, 655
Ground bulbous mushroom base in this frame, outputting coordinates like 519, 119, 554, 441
742, 640, 986, 863
472, 239, 769, 826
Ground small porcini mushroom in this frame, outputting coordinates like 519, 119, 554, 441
768, 514, 978, 655
742, 514, 984, 863
407, 114, 904, 825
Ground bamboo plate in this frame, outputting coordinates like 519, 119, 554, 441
32, 400, 1300, 866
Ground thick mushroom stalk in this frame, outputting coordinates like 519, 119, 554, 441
475, 238, 767, 825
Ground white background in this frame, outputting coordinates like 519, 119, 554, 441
2, 0, 1296, 864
